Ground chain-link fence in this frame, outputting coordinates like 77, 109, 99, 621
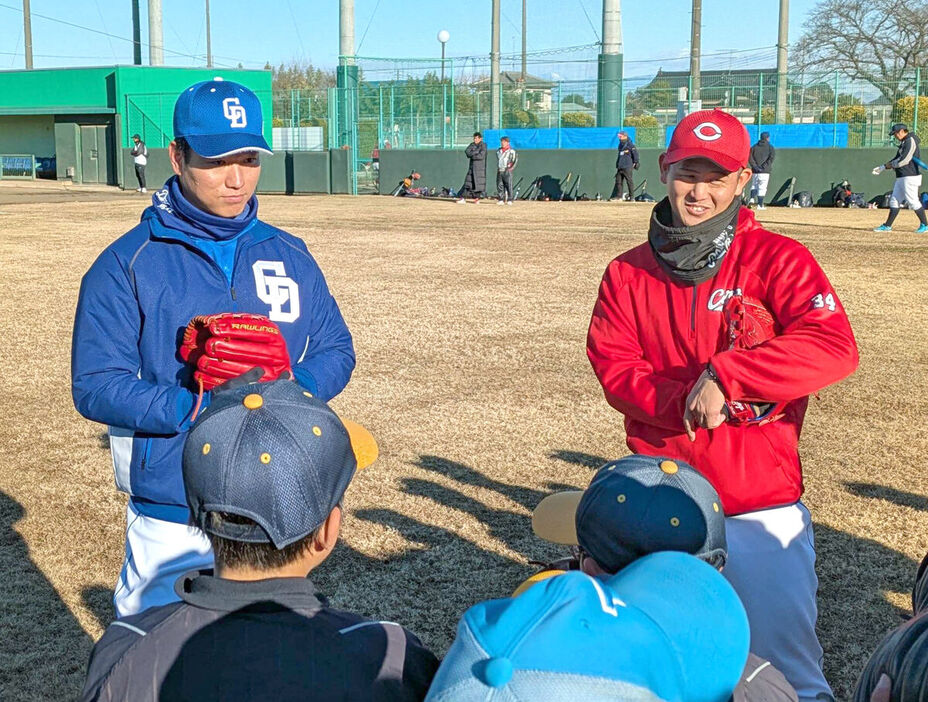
123, 55, 928, 193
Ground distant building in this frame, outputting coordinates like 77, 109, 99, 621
476, 71, 556, 111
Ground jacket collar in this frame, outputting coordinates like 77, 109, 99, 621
174, 570, 328, 613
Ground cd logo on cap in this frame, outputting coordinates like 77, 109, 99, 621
693, 122, 722, 141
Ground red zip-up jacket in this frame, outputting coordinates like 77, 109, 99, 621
587, 208, 858, 515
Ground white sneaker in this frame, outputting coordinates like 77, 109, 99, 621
136, 187, 142, 192
141, 188, 147, 193
506, 200, 513, 205
456, 198, 466, 204
497, 200, 505, 205
757, 204, 765, 210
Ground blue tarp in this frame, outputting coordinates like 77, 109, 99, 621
665, 123, 850, 149
482, 127, 637, 150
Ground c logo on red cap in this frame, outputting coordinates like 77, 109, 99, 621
693, 122, 723, 142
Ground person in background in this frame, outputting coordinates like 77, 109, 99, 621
610, 130, 639, 201
457, 132, 487, 203
496, 136, 518, 205
872, 123, 928, 233
748, 132, 775, 209
131, 134, 148, 193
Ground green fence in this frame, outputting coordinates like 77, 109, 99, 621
122, 63, 928, 194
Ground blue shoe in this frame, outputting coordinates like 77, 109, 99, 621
873, 224, 892, 231
917, 224, 928, 233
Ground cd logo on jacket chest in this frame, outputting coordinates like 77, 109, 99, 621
252, 261, 300, 323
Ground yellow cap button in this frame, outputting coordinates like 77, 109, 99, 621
617, 494, 626, 503
303, 391, 313, 398
243, 394, 263, 410
312, 426, 322, 436
670, 517, 680, 527
713, 502, 720, 513
660, 460, 679, 475
202, 443, 211, 455
260, 453, 271, 464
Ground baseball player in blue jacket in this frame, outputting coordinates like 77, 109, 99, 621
71, 79, 355, 617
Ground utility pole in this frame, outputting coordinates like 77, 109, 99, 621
490, 0, 501, 129
148, 0, 164, 66
205, 0, 213, 68
521, 0, 526, 81
689, 0, 701, 109
337, 0, 358, 156
131, 0, 142, 65
22, 0, 33, 69
597, 0, 623, 126
775, 0, 789, 123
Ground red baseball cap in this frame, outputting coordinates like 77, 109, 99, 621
663, 108, 750, 173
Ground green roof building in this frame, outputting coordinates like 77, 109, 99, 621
0, 65, 271, 185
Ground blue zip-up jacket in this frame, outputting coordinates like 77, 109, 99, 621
72, 190, 355, 523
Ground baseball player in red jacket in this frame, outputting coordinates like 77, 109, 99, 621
587, 109, 858, 702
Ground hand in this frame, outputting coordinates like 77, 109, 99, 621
683, 369, 727, 442
872, 165, 885, 175
633, 162, 640, 170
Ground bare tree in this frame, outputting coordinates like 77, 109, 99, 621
794, 0, 928, 102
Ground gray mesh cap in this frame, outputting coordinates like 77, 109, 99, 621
182, 380, 357, 548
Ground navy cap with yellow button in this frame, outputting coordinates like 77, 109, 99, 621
182, 379, 356, 548
532, 454, 727, 574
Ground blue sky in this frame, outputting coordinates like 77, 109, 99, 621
0, 0, 818, 79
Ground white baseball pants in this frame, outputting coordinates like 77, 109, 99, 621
889, 175, 923, 209
114, 501, 213, 618
752, 173, 771, 196
723, 502, 832, 702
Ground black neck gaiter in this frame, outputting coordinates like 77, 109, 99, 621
647, 196, 742, 284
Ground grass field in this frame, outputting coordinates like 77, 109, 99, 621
1, 183, 926, 700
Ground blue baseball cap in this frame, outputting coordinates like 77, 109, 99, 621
533, 455, 727, 573
426, 552, 749, 702
182, 380, 356, 548
173, 78, 272, 158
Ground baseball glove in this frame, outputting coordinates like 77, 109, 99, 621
180, 312, 292, 397
722, 295, 787, 424
853, 611, 928, 702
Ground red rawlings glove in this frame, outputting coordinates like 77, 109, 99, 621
721, 296, 786, 425
180, 312, 292, 391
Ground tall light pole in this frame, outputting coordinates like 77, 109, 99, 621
490, 0, 501, 129
22, 0, 33, 69
438, 30, 449, 82
689, 0, 701, 109
598, 0, 623, 126
148, 0, 164, 66
131, 0, 142, 65
205, 0, 213, 68
775, 0, 789, 123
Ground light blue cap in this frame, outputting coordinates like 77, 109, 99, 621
426, 552, 749, 702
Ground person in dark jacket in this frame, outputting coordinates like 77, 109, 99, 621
130, 134, 148, 192
748, 132, 775, 209
72, 79, 355, 619
609, 131, 639, 201
872, 123, 928, 232
81, 379, 439, 702
457, 132, 487, 202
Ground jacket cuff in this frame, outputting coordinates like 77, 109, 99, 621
292, 368, 319, 396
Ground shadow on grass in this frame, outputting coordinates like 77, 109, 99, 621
815, 522, 919, 700
0, 490, 94, 700
82, 584, 116, 631
844, 481, 928, 512
548, 449, 609, 470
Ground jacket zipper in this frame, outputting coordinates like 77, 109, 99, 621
140, 437, 153, 470
690, 284, 698, 332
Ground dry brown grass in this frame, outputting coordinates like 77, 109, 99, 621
0, 184, 926, 700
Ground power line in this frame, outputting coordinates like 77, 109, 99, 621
356, 0, 383, 53
0, 1, 247, 68
576, 0, 601, 42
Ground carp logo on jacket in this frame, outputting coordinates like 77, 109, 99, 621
708, 287, 743, 312
252, 260, 300, 323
